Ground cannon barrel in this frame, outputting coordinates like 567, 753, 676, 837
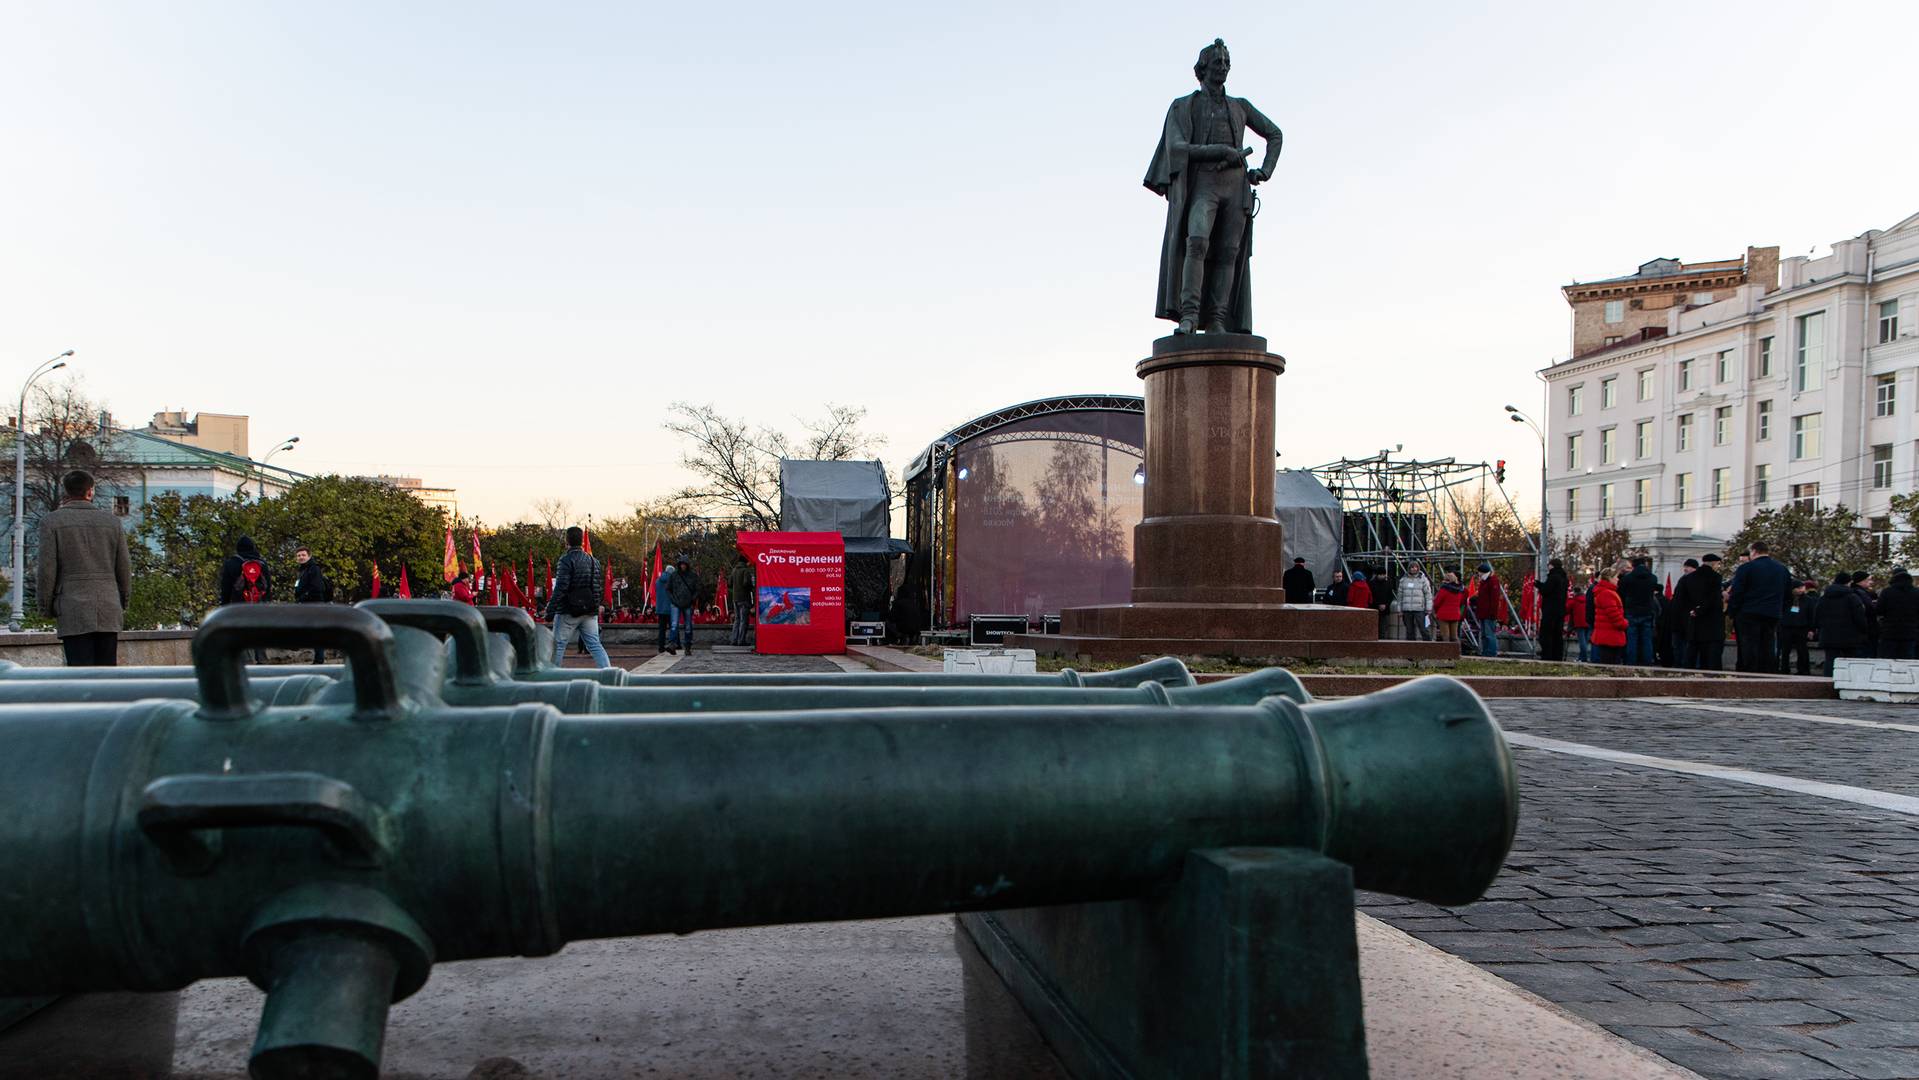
0, 659, 339, 680
0, 672, 331, 707
0, 606, 1514, 1079
375, 601, 1302, 712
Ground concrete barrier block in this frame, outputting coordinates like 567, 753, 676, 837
1835, 657, 1919, 702
943, 648, 1037, 675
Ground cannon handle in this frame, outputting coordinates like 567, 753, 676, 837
477, 606, 542, 675
194, 605, 399, 722
357, 599, 494, 686
138, 772, 395, 873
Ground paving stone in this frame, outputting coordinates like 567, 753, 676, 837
1812, 1022, 1919, 1049
1687, 960, 1824, 981
1459, 911, 1561, 931
1693, 1001, 1848, 1026
1609, 1025, 1731, 1052
1808, 1047, 1919, 1079
1559, 999, 1713, 1028
1656, 1048, 1852, 1079
1702, 1026, 1849, 1053
1794, 954, 1916, 978
1609, 925, 1707, 946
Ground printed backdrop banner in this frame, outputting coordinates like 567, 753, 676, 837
735, 531, 845, 655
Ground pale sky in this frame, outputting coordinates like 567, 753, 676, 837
4, 1, 1915, 526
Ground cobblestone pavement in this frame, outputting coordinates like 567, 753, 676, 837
1360, 697, 1919, 1080
665, 649, 842, 674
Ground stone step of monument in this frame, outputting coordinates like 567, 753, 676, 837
1003, 633, 1460, 664
1061, 601, 1378, 642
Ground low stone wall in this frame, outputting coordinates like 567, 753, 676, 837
0, 630, 195, 667
1284, 673, 1835, 699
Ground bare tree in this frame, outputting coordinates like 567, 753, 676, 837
663, 403, 887, 531
529, 497, 575, 530
4, 377, 138, 519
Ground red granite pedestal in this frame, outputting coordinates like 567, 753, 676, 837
1007, 333, 1456, 664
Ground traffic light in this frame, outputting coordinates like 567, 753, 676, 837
1494, 460, 1507, 485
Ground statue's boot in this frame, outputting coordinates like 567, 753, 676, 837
1203, 257, 1239, 334
1177, 244, 1207, 335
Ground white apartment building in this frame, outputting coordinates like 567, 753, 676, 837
1542, 210, 1919, 577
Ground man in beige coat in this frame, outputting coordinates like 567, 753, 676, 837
36, 469, 132, 666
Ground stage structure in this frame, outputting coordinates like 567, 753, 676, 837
779, 459, 909, 628
1306, 453, 1540, 651
904, 395, 1146, 629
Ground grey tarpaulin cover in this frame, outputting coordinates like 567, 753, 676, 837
1273, 469, 1343, 588
780, 459, 892, 538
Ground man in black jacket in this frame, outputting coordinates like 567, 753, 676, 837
292, 546, 331, 662
1779, 580, 1816, 675
1814, 572, 1869, 676
216, 536, 272, 662
1726, 540, 1793, 672
1539, 559, 1568, 661
1876, 569, 1919, 660
1283, 557, 1315, 605
1618, 557, 1660, 666
1675, 554, 1726, 670
1852, 571, 1881, 657
545, 527, 610, 668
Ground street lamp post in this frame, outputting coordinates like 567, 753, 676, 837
11, 350, 74, 632
242, 437, 300, 500
1504, 405, 1547, 582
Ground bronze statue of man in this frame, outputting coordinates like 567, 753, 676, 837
1144, 39, 1283, 335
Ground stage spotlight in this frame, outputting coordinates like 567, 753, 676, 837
1133, 464, 1146, 485
957, 465, 970, 480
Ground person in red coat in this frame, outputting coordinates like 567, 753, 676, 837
1347, 572, 1374, 630
1468, 563, 1505, 656
1590, 567, 1628, 664
1567, 572, 1592, 662
1433, 571, 1467, 643
450, 570, 477, 605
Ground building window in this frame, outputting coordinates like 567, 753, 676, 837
1605, 300, 1625, 324
1872, 517, 1894, 559
1713, 405, 1731, 446
1675, 473, 1692, 511
1600, 377, 1617, 409
112, 496, 130, 517
1790, 412, 1821, 460
1754, 464, 1770, 504
1634, 477, 1651, 514
1635, 419, 1653, 458
1795, 311, 1825, 392
1565, 433, 1582, 470
1637, 368, 1655, 401
1881, 300, 1901, 344
1566, 487, 1581, 522
1568, 385, 1584, 416
1677, 413, 1694, 452
1876, 373, 1896, 417
1599, 427, 1616, 465
1873, 444, 1894, 489
1678, 359, 1694, 392
1756, 399, 1773, 441
1712, 467, 1729, 507
1791, 482, 1820, 511
1600, 482, 1613, 518
1715, 350, 1732, 383
1758, 336, 1773, 377
1604, 335, 1623, 347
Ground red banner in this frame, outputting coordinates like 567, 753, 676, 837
736, 531, 844, 655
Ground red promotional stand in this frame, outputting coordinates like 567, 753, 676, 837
735, 531, 846, 655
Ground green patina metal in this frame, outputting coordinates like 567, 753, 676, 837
0, 604, 1517, 1079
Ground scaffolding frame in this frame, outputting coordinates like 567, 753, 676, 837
1305, 454, 1541, 654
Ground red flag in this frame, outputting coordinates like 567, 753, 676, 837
603, 559, 614, 610
545, 558, 553, 596
714, 570, 729, 616
501, 566, 524, 608
1664, 573, 1674, 599
442, 527, 458, 583
650, 543, 664, 610
398, 565, 413, 599
484, 563, 499, 605
471, 529, 484, 581
1520, 574, 1537, 624
371, 565, 382, 598
527, 554, 536, 610
583, 528, 593, 556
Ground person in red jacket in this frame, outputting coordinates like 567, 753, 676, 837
1567, 571, 1592, 662
1591, 567, 1628, 664
450, 570, 477, 605
1432, 571, 1467, 643
1468, 562, 1505, 656
1347, 572, 1375, 638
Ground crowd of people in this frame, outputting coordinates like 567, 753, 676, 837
1279, 540, 1909, 677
